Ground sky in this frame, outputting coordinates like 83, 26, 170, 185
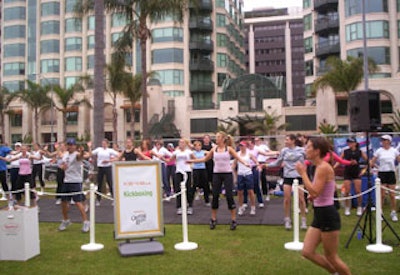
244, 0, 302, 10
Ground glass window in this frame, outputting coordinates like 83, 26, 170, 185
305, 84, 313, 98
191, 118, 217, 133
337, 100, 348, 116
65, 37, 82, 51
285, 115, 316, 131
151, 27, 183, 43
216, 0, 225, 8
155, 70, 184, 85
10, 114, 23, 127
65, 18, 82, 33
5, 0, 25, 3
217, 33, 227, 47
88, 16, 95, 30
112, 13, 128, 27
65, 76, 79, 89
3, 62, 25, 76
4, 25, 25, 39
303, 0, 311, 9
346, 21, 389, 41
217, 73, 226, 86
41, 59, 60, 73
345, 0, 388, 17
304, 37, 313, 53
304, 14, 312, 31
65, 0, 79, 13
40, 40, 60, 54
192, 93, 213, 110
87, 35, 95, 49
112, 32, 123, 46
163, 90, 184, 97
347, 47, 390, 64
125, 109, 141, 123
65, 57, 82, 71
87, 55, 94, 69
152, 48, 183, 64
216, 13, 226, 27
4, 44, 25, 58
217, 53, 227, 67
3, 81, 24, 92
41, 2, 60, 16
305, 60, 313, 76
66, 112, 78, 125
4, 7, 26, 21
41, 20, 60, 35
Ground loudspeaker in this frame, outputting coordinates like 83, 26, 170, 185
349, 90, 381, 132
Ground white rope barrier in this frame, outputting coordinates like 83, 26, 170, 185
81, 183, 104, 252
366, 178, 393, 253
298, 185, 376, 202
174, 172, 198, 251
380, 185, 400, 195
284, 179, 304, 251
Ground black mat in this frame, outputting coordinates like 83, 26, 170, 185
37, 196, 285, 225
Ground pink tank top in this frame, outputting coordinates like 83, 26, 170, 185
19, 158, 32, 175
213, 148, 232, 173
313, 180, 336, 207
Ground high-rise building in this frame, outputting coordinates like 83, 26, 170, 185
304, 0, 397, 132
0, 0, 246, 144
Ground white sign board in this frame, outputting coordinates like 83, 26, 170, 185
113, 161, 164, 239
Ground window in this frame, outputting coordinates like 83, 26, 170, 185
3, 63, 25, 76
112, 13, 128, 27
10, 114, 23, 127
337, 100, 348, 116
65, 57, 82, 71
65, 37, 82, 51
163, 90, 184, 97
11, 134, 23, 143
66, 111, 78, 125
305, 84, 313, 98
152, 48, 183, 64
216, 13, 226, 27
216, 0, 225, 8
217, 33, 227, 47
305, 60, 313, 76
87, 55, 94, 69
40, 40, 60, 54
345, 0, 388, 17
41, 2, 60, 16
155, 70, 184, 85
4, 7, 26, 21
303, 0, 311, 9
65, 18, 82, 33
4, 44, 25, 58
65, 77, 79, 88
125, 109, 140, 123
346, 21, 389, 42
111, 32, 123, 46
151, 27, 183, 43
41, 59, 60, 73
88, 16, 95, 30
347, 47, 390, 65
65, 0, 79, 13
41, 21, 60, 35
191, 118, 217, 133
192, 93, 213, 110
304, 37, 313, 53
87, 35, 95, 49
4, 25, 25, 39
3, 81, 24, 92
285, 115, 316, 131
217, 53, 227, 67
303, 14, 312, 31
217, 73, 227, 86
381, 100, 392, 114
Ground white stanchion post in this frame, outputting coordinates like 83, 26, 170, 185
0, 188, 7, 201
366, 178, 393, 253
24, 182, 30, 207
81, 183, 104, 251
175, 172, 198, 251
284, 179, 304, 251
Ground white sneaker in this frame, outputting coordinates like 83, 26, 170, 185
259, 203, 264, 208
242, 203, 248, 209
390, 211, 398, 222
344, 207, 350, 216
58, 220, 71, 231
176, 208, 182, 215
187, 207, 193, 215
284, 217, 292, 230
70, 199, 75, 205
95, 200, 100, 207
238, 206, 244, 216
55, 199, 61, 205
250, 207, 256, 215
265, 195, 270, 202
356, 207, 363, 216
82, 220, 90, 233
205, 202, 211, 207
301, 217, 307, 230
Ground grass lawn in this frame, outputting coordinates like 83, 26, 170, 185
1, 198, 399, 275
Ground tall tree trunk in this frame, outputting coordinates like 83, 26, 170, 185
63, 111, 67, 142
129, 107, 136, 140
0, 114, 5, 143
34, 109, 39, 143
140, 19, 148, 138
93, 0, 105, 147
112, 94, 118, 146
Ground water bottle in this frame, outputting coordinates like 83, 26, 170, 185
357, 228, 363, 240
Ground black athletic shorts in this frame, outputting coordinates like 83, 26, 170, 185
311, 205, 341, 232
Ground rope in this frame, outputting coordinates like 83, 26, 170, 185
298, 185, 377, 201
162, 191, 182, 201
380, 185, 400, 195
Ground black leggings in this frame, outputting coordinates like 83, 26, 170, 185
97, 166, 113, 201
212, 173, 236, 210
56, 168, 65, 199
32, 164, 45, 188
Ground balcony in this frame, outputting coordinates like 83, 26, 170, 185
314, 17, 339, 35
316, 42, 340, 58
189, 17, 213, 31
192, 102, 217, 110
189, 0, 213, 12
189, 40, 214, 52
189, 59, 214, 71
314, 0, 338, 11
190, 81, 215, 93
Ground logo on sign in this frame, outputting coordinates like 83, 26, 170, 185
131, 211, 147, 225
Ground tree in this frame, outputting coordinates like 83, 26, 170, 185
245, 111, 287, 136
0, 87, 12, 142
123, 73, 143, 139
52, 84, 92, 141
318, 122, 338, 135
216, 120, 237, 137
8, 80, 52, 142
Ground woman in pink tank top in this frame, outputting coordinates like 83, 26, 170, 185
296, 137, 351, 275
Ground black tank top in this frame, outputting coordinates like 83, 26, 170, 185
122, 150, 137, 161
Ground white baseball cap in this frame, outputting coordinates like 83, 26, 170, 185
15, 142, 22, 147
381, 135, 392, 142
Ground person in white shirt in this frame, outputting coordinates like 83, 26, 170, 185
87, 139, 119, 206
255, 137, 273, 200
152, 139, 173, 198
31, 143, 45, 193
370, 134, 400, 222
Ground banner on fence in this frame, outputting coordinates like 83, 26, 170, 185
113, 161, 164, 239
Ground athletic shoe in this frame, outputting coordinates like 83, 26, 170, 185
356, 207, 363, 216
242, 203, 248, 209
259, 203, 264, 208
344, 207, 351, 216
301, 217, 307, 230
70, 199, 75, 205
284, 217, 292, 230
176, 208, 182, 215
250, 207, 256, 215
210, 219, 217, 230
95, 200, 100, 207
390, 211, 398, 222
55, 199, 61, 205
230, 220, 237, 230
187, 207, 193, 215
205, 202, 211, 207
265, 195, 270, 202
58, 220, 71, 231
238, 206, 244, 216
82, 220, 90, 233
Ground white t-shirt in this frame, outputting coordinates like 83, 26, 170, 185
173, 149, 193, 173
32, 150, 43, 165
237, 150, 252, 176
62, 151, 82, 183
373, 147, 399, 172
256, 144, 270, 162
152, 146, 172, 163
92, 147, 119, 167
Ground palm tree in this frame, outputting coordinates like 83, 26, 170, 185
0, 87, 12, 142
245, 111, 287, 136
52, 84, 92, 141
8, 80, 52, 142
216, 120, 237, 137
123, 73, 143, 139
318, 122, 338, 134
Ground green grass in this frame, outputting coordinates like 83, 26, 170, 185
1, 200, 399, 275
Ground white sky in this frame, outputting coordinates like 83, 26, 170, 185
244, 0, 302, 10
